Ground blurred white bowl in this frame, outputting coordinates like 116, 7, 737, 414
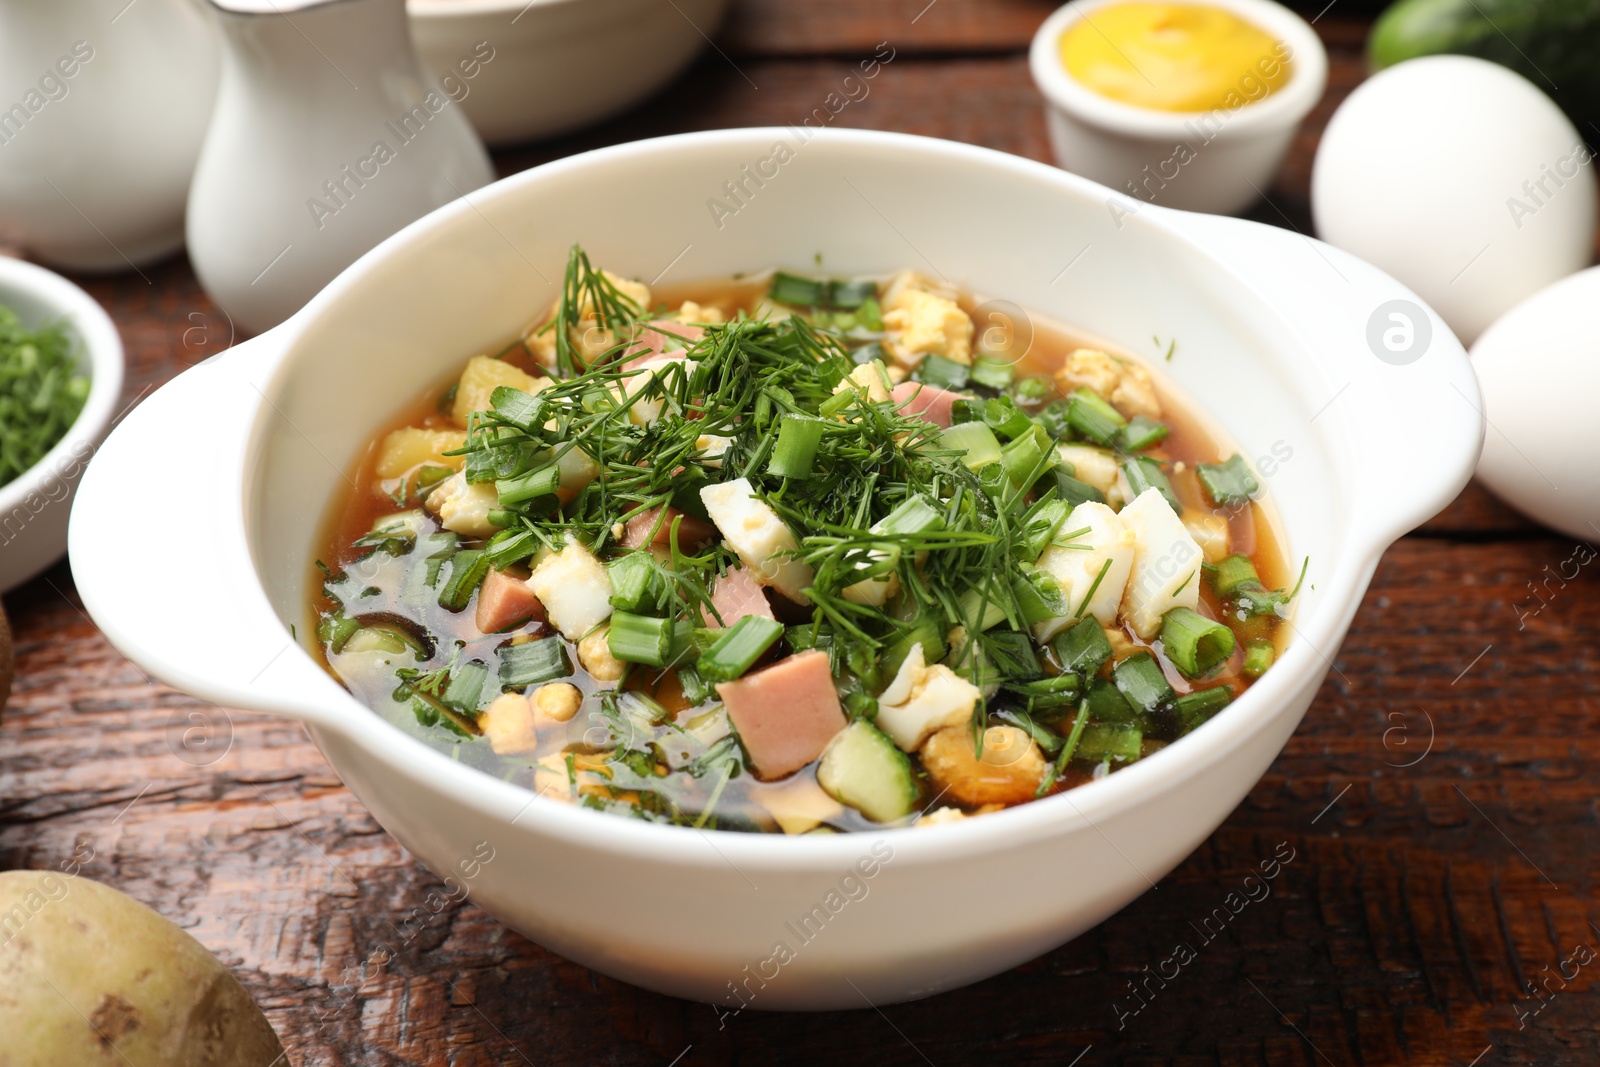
1029, 0, 1326, 215
409, 0, 731, 146
0, 259, 123, 593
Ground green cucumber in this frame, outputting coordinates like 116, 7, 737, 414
1370, 0, 1600, 142
816, 721, 919, 823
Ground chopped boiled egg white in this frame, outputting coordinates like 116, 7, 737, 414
425, 471, 500, 538
527, 539, 614, 640
1055, 443, 1120, 495
1184, 512, 1231, 564
1032, 501, 1135, 640
451, 355, 549, 427
374, 427, 466, 479
881, 281, 973, 367
694, 434, 732, 468
699, 477, 815, 605
833, 360, 893, 405
1119, 487, 1203, 639
874, 643, 983, 752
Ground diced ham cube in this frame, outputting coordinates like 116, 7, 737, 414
705, 566, 775, 629
717, 651, 847, 780
621, 321, 704, 370
620, 505, 715, 551
892, 381, 962, 428
475, 569, 546, 635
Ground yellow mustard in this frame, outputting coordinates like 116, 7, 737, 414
1059, 3, 1292, 113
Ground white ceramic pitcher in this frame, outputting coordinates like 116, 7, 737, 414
187, 0, 493, 335
0, 0, 219, 271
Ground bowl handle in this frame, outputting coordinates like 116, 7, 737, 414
69, 330, 349, 727
1160, 208, 1486, 553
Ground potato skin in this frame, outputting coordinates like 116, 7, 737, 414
0, 872, 286, 1067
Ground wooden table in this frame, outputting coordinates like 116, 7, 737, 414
5, 3, 1597, 1063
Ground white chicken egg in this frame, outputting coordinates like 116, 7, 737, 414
1312, 56, 1595, 346
1470, 266, 1600, 540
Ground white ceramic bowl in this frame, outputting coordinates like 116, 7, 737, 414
408, 0, 731, 146
70, 129, 1481, 1009
0, 259, 123, 593
1029, 0, 1328, 215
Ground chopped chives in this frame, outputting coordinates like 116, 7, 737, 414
485, 528, 536, 569
1112, 651, 1175, 714
956, 579, 1011, 632
1118, 415, 1169, 451
498, 637, 571, 689
1001, 428, 1052, 487
1208, 554, 1261, 598
416, 531, 459, 560
1011, 375, 1052, 406
978, 630, 1044, 680
607, 551, 663, 613
1049, 466, 1106, 508
698, 615, 785, 683
1057, 699, 1093, 763
855, 296, 883, 330
970, 356, 1015, 391
1065, 388, 1126, 445
1012, 563, 1069, 624
1020, 498, 1069, 559
940, 421, 1003, 470
913, 354, 970, 390
1003, 673, 1082, 714
1035, 399, 1074, 441
442, 660, 492, 716
1086, 677, 1136, 723
875, 494, 946, 536
438, 549, 489, 611
1120, 456, 1183, 514
676, 663, 717, 705
1075, 722, 1142, 762
829, 279, 877, 308
490, 384, 546, 430
1054, 616, 1112, 675
768, 414, 827, 479
317, 612, 361, 654
769, 272, 826, 307
1242, 639, 1275, 678
1196, 454, 1260, 507
982, 396, 1035, 441
1159, 607, 1237, 678
1175, 686, 1232, 732
608, 611, 675, 667
496, 464, 561, 506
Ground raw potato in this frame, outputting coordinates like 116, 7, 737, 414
0, 871, 286, 1066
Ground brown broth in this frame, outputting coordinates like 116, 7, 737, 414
309, 273, 1292, 833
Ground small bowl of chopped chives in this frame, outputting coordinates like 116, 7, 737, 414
0, 258, 123, 593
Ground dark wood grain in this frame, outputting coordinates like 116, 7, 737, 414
3, 2, 1597, 1065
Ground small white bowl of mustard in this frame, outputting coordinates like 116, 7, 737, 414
1029, 0, 1327, 215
